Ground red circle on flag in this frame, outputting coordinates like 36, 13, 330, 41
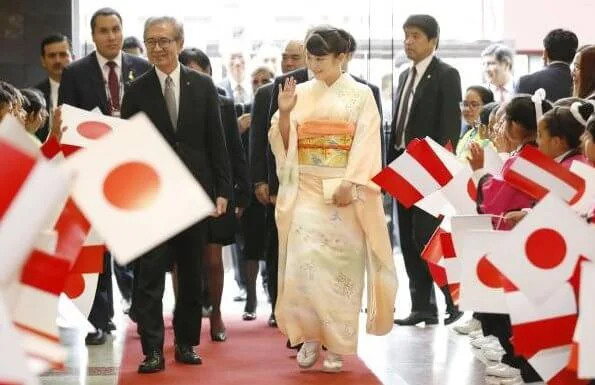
63, 274, 85, 299
77, 121, 112, 139
525, 228, 567, 269
467, 178, 478, 202
477, 255, 502, 288
103, 162, 161, 210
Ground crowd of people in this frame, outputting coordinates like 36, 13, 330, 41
2, 7, 595, 385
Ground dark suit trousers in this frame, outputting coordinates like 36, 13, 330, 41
265, 204, 279, 313
396, 202, 439, 316
113, 261, 134, 301
88, 251, 114, 330
134, 224, 205, 355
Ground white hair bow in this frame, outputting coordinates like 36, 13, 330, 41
531, 88, 546, 121
570, 102, 588, 126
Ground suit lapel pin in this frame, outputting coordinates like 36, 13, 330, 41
186, 81, 190, 86
427, 74, 431, 79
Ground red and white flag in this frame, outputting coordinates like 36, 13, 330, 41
487, 194, 593, 303
65, 113, 215, 264
569, 161, 595, 216
528, 346, 588, 385
503, 146, 585, 204
60, 104, 123, 148
578, 260, 595, 378
373, 137, 462, 208
440, 166, 478, 215
0, 115, 40, 157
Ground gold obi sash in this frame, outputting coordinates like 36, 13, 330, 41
297, 120, 355, 168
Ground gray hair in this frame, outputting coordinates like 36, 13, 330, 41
143, 16, 184, 41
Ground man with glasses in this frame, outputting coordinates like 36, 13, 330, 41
59, 7, 151, 346
121, 16, 231, 374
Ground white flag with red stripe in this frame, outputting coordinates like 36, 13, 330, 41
64, 113, 215, 264
568, 161, 595, 216
578, 260, 595, 378
373, 137, 462, 208
0, 115, 40, 157
503, 146, 585, 204
528, 346, 587, 385
486, 194, 593, 303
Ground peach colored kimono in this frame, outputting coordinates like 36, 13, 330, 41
268, 74, 397, 354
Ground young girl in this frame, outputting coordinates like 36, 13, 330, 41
583, 114, 595, 223
20, 88, 48, 143
468, 95, 552, 383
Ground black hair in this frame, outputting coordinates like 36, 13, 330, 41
586, 113, 595, 140
505, 95, 553, 132
479, 102, 500, 126
482, 43, 514, 70
305, 26, 350, 56
20, 88, 46, 115
179, 48, 212, 75
553, 96, 584, 107
123, 36, 143, 52
541, 103, 592, 150
0, 87, 11, 107
403, 14, 440, 43
90, 7, 122, 34
40, 34, 71, 56
0, 80, 24, 106
345, 30, 357, 54
466, 85, 494, 105
543, 29, 578, 64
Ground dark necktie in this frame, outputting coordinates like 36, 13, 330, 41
394, 66, 417, 149
106, 61, 120, 112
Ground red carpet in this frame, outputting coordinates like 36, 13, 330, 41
117, 317, 383, 385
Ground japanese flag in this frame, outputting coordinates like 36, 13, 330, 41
578, 261, 595, 378
373, 137, 462, 208
60, 104, 124, 148
487, 194, 593, 303
65, 113, 215, 264
503, 146, 585, 204
459, 230, 509, 313
483, 145, 509, 175
440, 166, 479, 215
569, 161, 595, 216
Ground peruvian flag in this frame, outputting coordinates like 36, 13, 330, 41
503, 146, 585, 204
64, 113, 215, 264
486, 194, 594, 303
528, 346, 589, 385
421, 221, 459, 300
373, 137, 462, 208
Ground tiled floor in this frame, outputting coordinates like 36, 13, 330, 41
39, 249, 543, 385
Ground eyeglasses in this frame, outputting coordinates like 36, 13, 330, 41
459, 101, 482, 109
144, 37, 176, 49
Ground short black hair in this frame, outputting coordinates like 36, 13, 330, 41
466, 85, 494, 105
90, 7, 122, 34
506, 95, 553, 132
123, 36, 143, 52
541, 103, 593, 150
482, 43, 514, 70
40, 34, 71, 56
479, 102, 500, 126
0, 80, 24, 106
179, 48, 212, 75
403, 14, 440, 48
305, 25, 350, 56
0, 87, 11, 107
543, 29, 578, 64
20, 88, 47, 115
345, 30, 357, 54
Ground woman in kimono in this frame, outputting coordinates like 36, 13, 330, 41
268, 26, 397, 373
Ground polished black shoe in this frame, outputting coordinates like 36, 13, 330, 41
175, 344, 202, 365
394, 313, 439, 326
138, 350, 164, 374
268, 314, 277, 328
210, 329, 227, 342
444, 309, 464, 326
242, 311, 257, 321
85, 329, 106, 345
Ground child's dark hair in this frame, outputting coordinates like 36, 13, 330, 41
505, 95, 553, 132
20, 88, 47, 115
541, 102, 593, 149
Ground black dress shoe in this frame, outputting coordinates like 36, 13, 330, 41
268, 314, 277, 328
394, 313, 439, 326
85, 329, 106, 345
138, 350, 164, 374
242, 311, 257, 321
175, 344, 202, 365
444, 309, 464, 325
210, 330, 227, 342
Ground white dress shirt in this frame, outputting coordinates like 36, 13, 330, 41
229, 76, 252, 104
96, 51, 123, 114
49, 78, 59, 110
395, 53, 434, 149
155, 63, 181, 116
488, 77, 515, 103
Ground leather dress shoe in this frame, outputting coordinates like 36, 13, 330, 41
444, 309, 464, 325
268, 314, 277, 328
242, 311, 257, 321
138, 350, 164, 373
85, 329, 106, 345
210, 329, 227, 342
394, 313, 439, 326
175, 344, 202, 365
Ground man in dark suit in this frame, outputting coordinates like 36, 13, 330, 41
389, 15, 463, 327
58, 7, 151, 345
121, 16, 231, 373
33, 34, 72, 142
516, 29, 578, 102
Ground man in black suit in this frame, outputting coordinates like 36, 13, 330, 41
516, 29, 578, 102
58, 7, 152, 345
389, 15, 463, 327
33, 34, 72, 142
121, 16, 231, 373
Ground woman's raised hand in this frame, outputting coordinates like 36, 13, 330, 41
278, 77, 297, 113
